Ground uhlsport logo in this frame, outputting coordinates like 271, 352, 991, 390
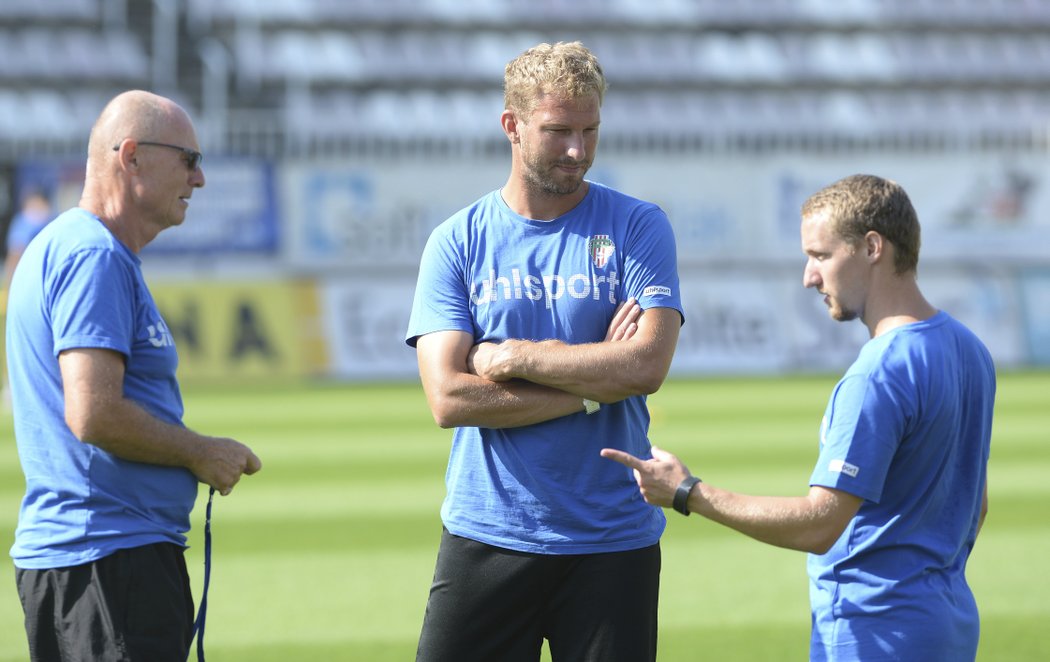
147, 319, 175, 348
470, 268, 621, 310
828, 459, 860, 478
588, 235, 615, 269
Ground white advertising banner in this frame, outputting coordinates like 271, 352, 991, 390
282, 151, 1050, 271
672, 267, 870, 374
316, 264, 1028, 380
319, 275, 420, 379
281, 162, 503, 269
766, 153, 1050, 262
287, 150, 1049, 376
1019, 271, 1050, 365
917, 267, 1027, 366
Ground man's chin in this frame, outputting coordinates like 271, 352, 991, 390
164, 215, 186, 230
543, 177, 585, 196
830, 309, 858, 323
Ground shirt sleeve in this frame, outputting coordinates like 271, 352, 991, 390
49, 248, 136, 357
809, 370, 908, 503
405, 222, 475, 347
621, 206, 684, 323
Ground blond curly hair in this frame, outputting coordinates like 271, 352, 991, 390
503, 41, 607, 117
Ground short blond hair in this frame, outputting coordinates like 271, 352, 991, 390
503, 41, 607, 117
802, 174, 921, 275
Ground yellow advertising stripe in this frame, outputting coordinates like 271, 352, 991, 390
150, 279, 327, 382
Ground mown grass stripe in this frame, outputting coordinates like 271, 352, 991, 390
0, 372, 1046, 662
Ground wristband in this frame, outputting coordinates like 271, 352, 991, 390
583, 398, 601, 415
673, 476, 702, 516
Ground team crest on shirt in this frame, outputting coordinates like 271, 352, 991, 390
588, 235, 615, 269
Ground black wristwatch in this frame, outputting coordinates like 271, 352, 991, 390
673, 476, 702, 516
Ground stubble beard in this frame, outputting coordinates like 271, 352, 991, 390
521, 147, 590, 197
828, 299, 859, 323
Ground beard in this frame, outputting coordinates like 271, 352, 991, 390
522, 159, 589, 196
519, 140, 591, 196
827, 298, 859, 322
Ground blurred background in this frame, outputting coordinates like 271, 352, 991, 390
1, 0, 1048, 384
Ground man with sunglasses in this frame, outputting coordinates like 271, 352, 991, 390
6, 90, 262, 661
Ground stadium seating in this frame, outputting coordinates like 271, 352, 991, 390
2, 0, 1050, 156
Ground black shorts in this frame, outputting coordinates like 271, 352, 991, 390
15, 542, 195, 662
416, 528, 660, 662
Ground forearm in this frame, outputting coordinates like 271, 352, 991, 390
70, 396, 208, 471
60, 347, 260, 494
690, 484, 852, 554
425, 371, 586, 429
497, 338, 663, 401
474, 307, 681, 402
71, 395, 261, 494
601, 447, 859, 556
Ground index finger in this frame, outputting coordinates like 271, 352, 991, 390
600, 448, 645, 470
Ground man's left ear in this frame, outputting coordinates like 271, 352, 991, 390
865, 231, 883, 262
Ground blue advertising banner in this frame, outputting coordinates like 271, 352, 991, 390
15, 158, 279, 255
147, 158, 279, 255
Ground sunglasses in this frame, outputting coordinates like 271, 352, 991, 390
112, 140, 203, 170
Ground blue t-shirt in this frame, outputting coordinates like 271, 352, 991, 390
406, 183, 683, 554
807, 311, 994, 661
7, 208, 197, 569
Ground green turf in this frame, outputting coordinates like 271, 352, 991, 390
0, 373, 1047, 661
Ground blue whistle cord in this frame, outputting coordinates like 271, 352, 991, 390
189, 487, 215, 662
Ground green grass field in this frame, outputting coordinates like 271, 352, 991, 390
1, 372, 1047, 661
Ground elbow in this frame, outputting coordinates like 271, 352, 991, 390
63, 394, 121, 444
803, 523, 849, 555
64, 409, 103, 443
795, 531, 836, 555
427, 395, 463, 429
429, 406, 456, 429
431, 412, 457, 429
807, 537, 836, 556
631, 364, 670, 396
637, 375, 666, 396
627, 346, 675, 396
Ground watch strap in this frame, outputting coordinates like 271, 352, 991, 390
673, 476, 702, 516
